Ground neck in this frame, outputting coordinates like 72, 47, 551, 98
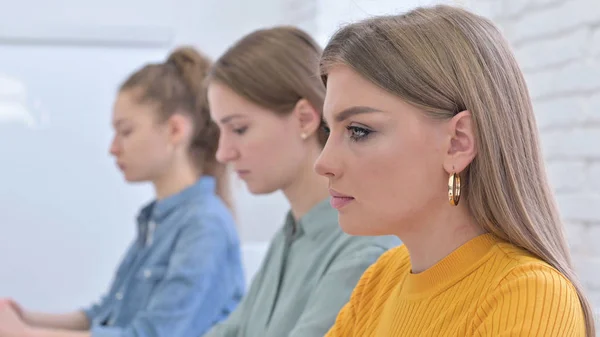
153, 162, 200, 200
399, 201, 486, 274
282, 147, 330, 221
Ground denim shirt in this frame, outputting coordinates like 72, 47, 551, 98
83, 176, 245, 337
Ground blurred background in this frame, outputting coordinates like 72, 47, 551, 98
0, 0, 598, 319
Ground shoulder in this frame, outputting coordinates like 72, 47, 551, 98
490, 242, 577, 290
339, 231, 402, 252
329, 243, 410, 296
170, 197, 239, 253
180, 196, 237, 236
473, 244, 586, 334
359, 244, 410, 285
335, 245, 410, 316
317, 227, 402, 273
487, 250, 581, 304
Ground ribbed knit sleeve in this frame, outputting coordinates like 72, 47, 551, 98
471, 264, 586, 336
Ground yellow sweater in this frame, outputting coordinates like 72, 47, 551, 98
325, 233, 586, 336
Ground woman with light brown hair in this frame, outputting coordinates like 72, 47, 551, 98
0, 47, 245, 337
202, 26, 400, 337
315, 4, 595, 337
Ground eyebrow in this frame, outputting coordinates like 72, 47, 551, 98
334, 106, 383, 123
220, 114, 245, 124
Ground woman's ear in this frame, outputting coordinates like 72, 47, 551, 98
167, 112, 194, 147
443, 110, 477, 174
293, 99, 321, 139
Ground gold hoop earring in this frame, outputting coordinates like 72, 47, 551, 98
448, 172, 461, 206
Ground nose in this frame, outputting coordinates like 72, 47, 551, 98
215, 134, 239, 164
109, 136, 120, 157
314, 137, 340, 178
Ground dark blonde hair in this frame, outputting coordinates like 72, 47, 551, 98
120, 46, 232, 209
207, 26, 328, 146
321, 5, 595, 335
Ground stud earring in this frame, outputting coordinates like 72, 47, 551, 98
300, 132, 308, 140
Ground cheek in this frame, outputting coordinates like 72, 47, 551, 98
246, 124, 297, 162
355, 131, 443, 214
123, 133, 148, 153
127, 132, 169, 162
355, 139, 415, 199
239, 134, 271, 163
271, 129, 306, 169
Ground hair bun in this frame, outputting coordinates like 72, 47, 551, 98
166, 46, 211, 94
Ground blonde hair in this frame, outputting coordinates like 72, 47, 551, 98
120, 47, 233, 210
320, 5, 595, 335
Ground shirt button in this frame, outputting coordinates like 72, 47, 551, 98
144, 269, 152, 278
115, 292, 123, 300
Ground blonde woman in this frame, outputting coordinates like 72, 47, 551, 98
315, 5, 595, 337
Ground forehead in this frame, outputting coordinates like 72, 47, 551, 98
323, 66, 378, 120
112, 91, 155, 123
323, 65, 419, 123
207, 82, 277, 123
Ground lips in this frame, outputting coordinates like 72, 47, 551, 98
236, 169, 250, 177
329, 188, 355, 210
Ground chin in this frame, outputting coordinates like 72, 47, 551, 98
124, 177, 143, 183
244, 180, 279, 195
122, 172, 148, 183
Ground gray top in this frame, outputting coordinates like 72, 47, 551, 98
203, 198, 401, 337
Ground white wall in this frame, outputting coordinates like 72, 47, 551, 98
0, 0, 315, 57
0, 46, 164, 312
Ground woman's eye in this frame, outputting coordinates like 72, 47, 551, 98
233, 126, 248, 135
347, 125, 372, 142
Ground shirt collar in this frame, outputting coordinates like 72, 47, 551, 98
285, 198, 338, 239
136, 176, 216, 227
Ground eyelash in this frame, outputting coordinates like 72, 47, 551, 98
321, 124, 373, 142
233, 126, 248, 135
346, 125, 372, 142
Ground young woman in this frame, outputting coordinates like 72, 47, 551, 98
315, 5, 595, 337
0, 47, 245, 337
203, 27, 400, 337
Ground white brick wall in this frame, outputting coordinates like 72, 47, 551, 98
466, 0, 600, 315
